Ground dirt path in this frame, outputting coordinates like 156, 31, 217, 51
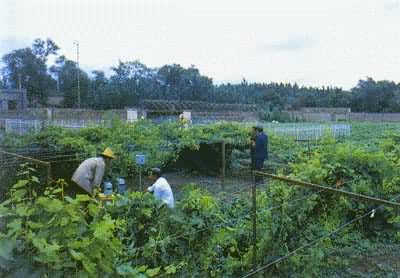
324, 243, 400, 277
136, 170, 253, 199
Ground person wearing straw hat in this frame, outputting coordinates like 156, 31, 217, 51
72, 147, 115, 194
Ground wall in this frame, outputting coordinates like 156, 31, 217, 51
283, 110, 400, 122
283, 111, 348, 122
349, 113, 400, 122
4, 108, 400, 124
0, 89, 28, 111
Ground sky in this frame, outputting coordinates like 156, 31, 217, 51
1, 0, 400, 89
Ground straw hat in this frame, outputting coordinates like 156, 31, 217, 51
101, 147, 115, 159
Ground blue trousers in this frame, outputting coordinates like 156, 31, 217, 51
252, 158, 265, 183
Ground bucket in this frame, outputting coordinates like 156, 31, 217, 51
103, 181, 113, 196
118, 178, 126, 194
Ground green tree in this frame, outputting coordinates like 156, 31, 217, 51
158, 64, 213, 101
1, 38, 59, 106
50, 55, 90, 108
351, 78, 400, 112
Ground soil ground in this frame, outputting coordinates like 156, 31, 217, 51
136, 169, 254, 199
325, 243, 400, 277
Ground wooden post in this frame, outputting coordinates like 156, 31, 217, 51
221, 141, 226, 190
139, 167, 142, 191
47, 163, 52, 185
252, 174, 257, 270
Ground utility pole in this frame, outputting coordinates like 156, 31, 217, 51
74, 41, 81, 109
18, 73, 22, 89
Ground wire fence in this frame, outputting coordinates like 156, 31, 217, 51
4, 119, 108, 134
127, 167, 400, 277
259, 123, 351, 140
241, 193, 400, 277
1, 114, 351, 141
0, 150, 52, 201
236, 172, 400, 278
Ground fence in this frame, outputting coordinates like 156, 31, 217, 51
0, 148, 90, 201
0, 150, 52, 201
0, 108, 125, 121
140, 99, 258, 112
5, 107, 400, 124
349, 112, 400, 122
257, 123, 351, 140
239, 171, 400, 277
192, 111, 259, 123
140, 169, 400, 276
4, 119, 107, 134
280, 110, 400, 122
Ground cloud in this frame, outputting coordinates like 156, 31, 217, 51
0, 36, 31, 56
384, 0, 400, 12
262, 36, 315, 52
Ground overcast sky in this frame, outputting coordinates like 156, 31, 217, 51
1, 0, 399, 89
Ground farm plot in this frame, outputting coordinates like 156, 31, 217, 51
0, 121, 399, 277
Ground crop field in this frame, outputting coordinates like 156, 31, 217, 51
0, 121, 400, 277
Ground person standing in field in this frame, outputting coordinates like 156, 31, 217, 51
147, 168, 175, 208
253, 126, 268, 183
71, 147, 115, 194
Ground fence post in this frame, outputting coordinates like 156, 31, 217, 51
46, 108, 53, 122
221, 141, 226, 190
47, 162, 52, 185
252, 173, 257, 271
139, 166, 142, 191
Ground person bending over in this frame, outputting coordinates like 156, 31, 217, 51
147, 168, 175, 208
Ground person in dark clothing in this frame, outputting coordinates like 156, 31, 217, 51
253, 126, 268, 183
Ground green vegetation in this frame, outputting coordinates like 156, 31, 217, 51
0, 120, 300, 181
1, 122, 400, 277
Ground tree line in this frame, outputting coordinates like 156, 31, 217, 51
1, 38, 400, 112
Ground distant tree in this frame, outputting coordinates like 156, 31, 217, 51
3, 39, 400, 112
0, 75, 5, 89
32, 38, 59, 63
351, 78, 400, 112
158, 64, 213, 101
1, 38, 59, 106
50, 55, 90, 108
89, 70, 108, 109
108, 60, 157, 106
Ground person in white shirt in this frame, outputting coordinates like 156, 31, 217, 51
72, 147, 115, 194
147, 168, 174, 208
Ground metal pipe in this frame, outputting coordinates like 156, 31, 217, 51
0, 150, 49, 167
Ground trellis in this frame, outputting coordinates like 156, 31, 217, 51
140, 99, 258, 112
